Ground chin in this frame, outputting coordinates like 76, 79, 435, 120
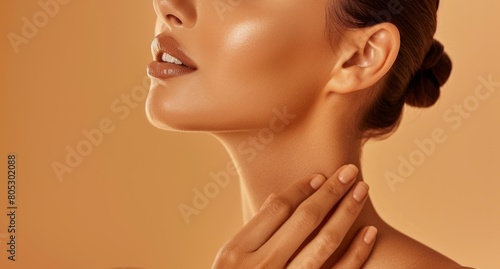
145, 105, 194, 132
145, 104, 225, 133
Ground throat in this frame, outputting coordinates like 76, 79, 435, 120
209, 95, 384, 263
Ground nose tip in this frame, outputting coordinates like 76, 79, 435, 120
154, 0, 197, 30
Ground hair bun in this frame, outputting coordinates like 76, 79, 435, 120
405, 39, 453, 108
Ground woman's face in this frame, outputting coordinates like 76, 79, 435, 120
147, 0, 339, 131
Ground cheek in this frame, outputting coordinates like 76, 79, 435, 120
197, 18, 335, 128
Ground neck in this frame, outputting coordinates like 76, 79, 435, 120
211, 97, 385, 261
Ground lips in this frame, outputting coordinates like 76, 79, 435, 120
147, 34, 197, 79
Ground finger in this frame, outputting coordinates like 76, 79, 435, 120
261, 164, 359, 263
230, 173, 327, 252
288, 181, 370, 268
330, 226, 377, 269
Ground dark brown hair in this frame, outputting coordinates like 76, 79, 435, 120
328, 0, 453, 139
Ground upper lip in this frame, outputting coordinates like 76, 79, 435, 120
151, 34, 197, 69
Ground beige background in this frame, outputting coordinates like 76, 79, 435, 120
0, 1, 498, 268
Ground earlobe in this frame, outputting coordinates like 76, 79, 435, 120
326, 23, 400, 95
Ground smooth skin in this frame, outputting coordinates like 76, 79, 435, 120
212, 165, 375, 268
149, 0, 474, 268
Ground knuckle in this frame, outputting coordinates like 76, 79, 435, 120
295, 204, 322, 228
265, 195, 293, 217
316, 233, 342, 256
298, 256, 320, 269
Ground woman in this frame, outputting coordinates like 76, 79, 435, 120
146, 0, 471, 268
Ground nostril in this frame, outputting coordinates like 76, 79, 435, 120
166, 14, 182, 26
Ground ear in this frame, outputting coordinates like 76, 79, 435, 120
325, 23, 400, 94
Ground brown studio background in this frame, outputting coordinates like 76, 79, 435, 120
0, 1, 498, 268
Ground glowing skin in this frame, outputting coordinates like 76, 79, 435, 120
147, 1, 336, 131
147, 0, 469, 268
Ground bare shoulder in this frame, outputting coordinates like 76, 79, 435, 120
363, 224, 474, 269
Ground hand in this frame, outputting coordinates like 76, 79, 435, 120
212, 164, 376, 269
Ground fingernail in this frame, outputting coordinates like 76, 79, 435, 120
364, 226, 378, 245
310, 175, 326, 190
338, 164, 358, 184
353, 182, 369, 202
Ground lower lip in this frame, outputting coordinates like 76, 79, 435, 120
147, 61, 196, 79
